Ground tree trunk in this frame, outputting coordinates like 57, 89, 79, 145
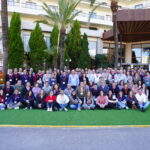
113, 13, 118, 68
1, 0, 9, 73
59, 28, 65, 70
53, 55, 58, 69
111, 0, 119, 69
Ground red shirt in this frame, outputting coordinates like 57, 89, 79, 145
45, 95, 56, 103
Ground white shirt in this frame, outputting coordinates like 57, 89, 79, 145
136, 93, 148, 103
56, 94, 69, 104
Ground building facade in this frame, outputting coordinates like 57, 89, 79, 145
0, 0, 150, 66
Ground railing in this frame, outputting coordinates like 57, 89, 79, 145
3, 1, 112, 23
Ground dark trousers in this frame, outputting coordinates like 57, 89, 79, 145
22, 100, 34, 109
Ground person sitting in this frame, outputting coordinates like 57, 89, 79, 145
107, 90, 118, 109
45, 91, 56, 111
135, 88, 150, 112
76, 82, 87, 103
56, 90, 69, 112
22, 82, 32, 97
7, 89, 22, 109
32, 83, 41, 99
49, 73, 57, 87
96, 91, 108, 110
82, 91, 95, 110
64, 84, 74, 99
0, 90, 6, 110
126, 91, 138, 110
90, 84, 99, 99
14, 80, 24, 94
35, 89, 46, 109
117, 90, 129, 109
53, 84, 60, 96
23, 90, 35, 110
69, 90, 82, 111
109, 82, 119, 96
3, 81, 14, 101
98, 81, 109, 95
43, 81, 52, 96
122, 84, 131, 97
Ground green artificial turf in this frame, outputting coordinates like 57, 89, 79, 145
0, 108, 150, 126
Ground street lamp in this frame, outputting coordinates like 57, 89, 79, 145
111, 0, 119, 68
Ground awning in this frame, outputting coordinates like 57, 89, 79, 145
103, 9, 150, 43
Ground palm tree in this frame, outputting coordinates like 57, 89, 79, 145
38, 0, 82, 70
90, 0, 119, 68
1, 0, 9, 73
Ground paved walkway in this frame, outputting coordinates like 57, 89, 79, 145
1, 127, 150, 150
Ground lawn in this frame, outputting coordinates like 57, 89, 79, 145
0, 108, 150, 126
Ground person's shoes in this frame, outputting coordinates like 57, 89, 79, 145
30, 106, 32, 110
47, 108, 50, 111
64, 108, 68, 112
49, 107, 53, 112
59, 108, 63, 111
15, 107, 19, 110
77, 108, 81, 111
24, 107, 28, 110
132, 105, 137, 110
125, 106, 129, 110
141, 108, 145, 112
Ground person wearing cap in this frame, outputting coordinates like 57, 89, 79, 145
56, 89, 69, 112
135, 88, 150, 112
0, 67, 5, 89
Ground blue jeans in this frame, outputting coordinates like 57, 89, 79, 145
0, 103, 5, 110
46, 103, 53, 108
118, 101, 127, 109
70, 103, 81, 109
139, 101, 150, 110
82, 104, 95, 109
59, 103, 68, 109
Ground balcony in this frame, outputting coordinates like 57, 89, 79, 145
0, 1, 113, 27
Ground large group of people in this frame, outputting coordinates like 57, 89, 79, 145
0, 67, 150, 112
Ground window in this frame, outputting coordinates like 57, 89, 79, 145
44, 36, 50, 49
97, 15, 105, 20
89, 41, 97, 57
89, 12, 96, 19
106, 15, 111, 21
103, 43, 125, 63
135, 4, 143, 9
132, 45, 141, 63
26, 2, 37, 9
7, 0, 15, 6
23, 35, 30, 52
89, 27, 97, 30
142, 44, 150, 63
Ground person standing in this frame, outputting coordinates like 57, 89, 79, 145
68, 70, 79, 90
